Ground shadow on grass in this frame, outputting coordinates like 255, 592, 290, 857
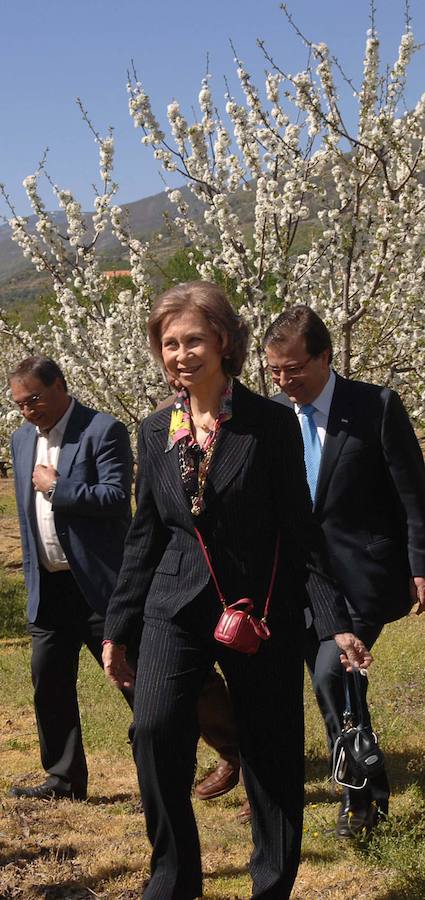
385, 748, 425, 795
0, 844, 62, 868
42, 889, 139, 900
87, 791, 136, 805
44, 889, 140, 900
304, 783, 337, 805
374, 881, 425, 900
32, 861, 144, 898
206, 895, 246, 900
304, 753, 337, 805
301, 844, 341, 864
305, 753, 329, 780
206, 864, 249, 881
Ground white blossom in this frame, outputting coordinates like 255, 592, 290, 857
1, 14, 424, 458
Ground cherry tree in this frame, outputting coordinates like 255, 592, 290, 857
0, 134, 163, 445
1, 1, 423, 458
123, 5, 424, 411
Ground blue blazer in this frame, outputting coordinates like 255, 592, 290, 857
11, 399, 133, 623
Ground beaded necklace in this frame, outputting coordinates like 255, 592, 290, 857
178, 426, 220, 516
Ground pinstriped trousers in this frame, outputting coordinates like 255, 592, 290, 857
132, 589, 305, 900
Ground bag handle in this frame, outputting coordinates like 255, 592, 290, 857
194, 527, 280, 621
263, 531, 281, 622
342, 668, 368, 729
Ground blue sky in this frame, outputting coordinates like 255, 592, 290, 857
1, 0, 424, 217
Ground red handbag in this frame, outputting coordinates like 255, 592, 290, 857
194, 528, 280, 655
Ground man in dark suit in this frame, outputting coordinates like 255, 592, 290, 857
264, 306, 425, 836
8, 356, 133, 801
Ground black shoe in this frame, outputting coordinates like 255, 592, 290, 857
9, 781, 87, 801
336, 799, 380, 838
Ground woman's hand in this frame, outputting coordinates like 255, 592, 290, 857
102, 641, 135, 690
334, 632, 373, 673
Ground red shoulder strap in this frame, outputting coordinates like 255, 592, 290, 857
194, 528, 280, 621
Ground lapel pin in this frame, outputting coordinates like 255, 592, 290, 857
341, 418, 349, 424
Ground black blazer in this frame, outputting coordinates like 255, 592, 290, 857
278, 374, 425, 626
105, 380, 351, 650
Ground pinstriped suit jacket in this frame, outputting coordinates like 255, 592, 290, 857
104, 380, 351, 651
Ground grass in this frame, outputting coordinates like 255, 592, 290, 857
0, 488, 18, 517
1, 476, 425, 897
0, 568, 27, 637
1, 617, 424, 899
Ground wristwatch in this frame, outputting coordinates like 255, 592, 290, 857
47, 479, 57, 500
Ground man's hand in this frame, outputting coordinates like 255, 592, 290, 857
334, 632, 373, 673
409, 576, 425, 615
102, 641, 135, 690
32, 464, 58, 493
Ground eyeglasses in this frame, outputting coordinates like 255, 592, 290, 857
267, 356, 313, 378
14, 391, 45, 411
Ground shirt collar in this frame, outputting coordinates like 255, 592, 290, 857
166, 380, 233, 452
294, 368, 335, 416
37, 397, 75, 441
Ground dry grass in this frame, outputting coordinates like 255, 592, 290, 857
0, 709, 253, 899
1, 630, 424, 900
1, 477, 425, 899
0, 723, 388, 900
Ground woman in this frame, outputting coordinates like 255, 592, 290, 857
103, 281, 371, 900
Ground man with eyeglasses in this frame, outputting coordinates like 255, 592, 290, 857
8, 356, 133, 801
263, 306, 425, 837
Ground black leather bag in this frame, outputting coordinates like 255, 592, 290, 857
332, 669, 385, 790
194, 528, 280, 655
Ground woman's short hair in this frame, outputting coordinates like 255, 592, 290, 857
9, 356, 68, 391
148, 280, 249, 377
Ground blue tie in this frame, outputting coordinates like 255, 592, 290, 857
299, 404, 321, 502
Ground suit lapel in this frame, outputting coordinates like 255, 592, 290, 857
314, 375, 351, 512
203, 381, 255, 506
204, 423, 254, 504
149, 381, 255, 519
150, 414, 194, 525
23, 427, 38, 516
57, 401, 87, 477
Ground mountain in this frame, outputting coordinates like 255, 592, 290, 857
0, 184, 256, 307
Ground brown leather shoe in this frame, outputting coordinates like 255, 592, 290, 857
235, 799, 251, 824
195, 759, 239, 800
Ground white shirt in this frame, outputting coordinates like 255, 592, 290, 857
35, 398, 75, 572
294, 368, 336, 447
